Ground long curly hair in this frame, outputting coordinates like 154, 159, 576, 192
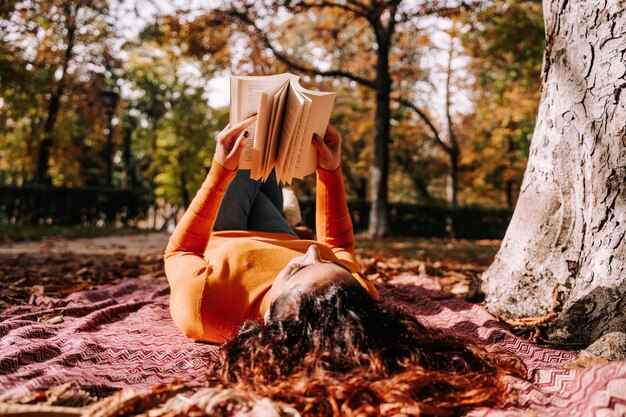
209, 281, 524, 416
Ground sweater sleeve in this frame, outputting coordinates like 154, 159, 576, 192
315, 165, 357, 262
163, 162, 236, 341
315, 166, 378, 300
165, 162, 236, 259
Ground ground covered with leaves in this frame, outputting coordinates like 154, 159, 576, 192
1, 232, 565, 348
0, 233, 166, 310
355, 237, 499, 301
0, 233, 498, 310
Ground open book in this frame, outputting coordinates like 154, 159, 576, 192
229, 73, 336, 184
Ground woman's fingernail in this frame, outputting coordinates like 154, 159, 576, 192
312, 133, 319, 142
243, 131, 250, 138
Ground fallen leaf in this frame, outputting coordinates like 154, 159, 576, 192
504, 312, 559, 328
366, 272, 381, 281
59, 281, 92, 295
38, 312, 64, 324
528, 327, 541, 343
450, 283, 469, 295
76, 267, 91, 276
564, 355, 610, 369
30, 285, 45, 294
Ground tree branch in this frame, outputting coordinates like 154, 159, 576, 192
222, 8, 376, 89
385, 0, 401, 38
444, 33, 459, 153
220, 2, 451, 156
288, 0, 371, 20
395, 96, 451, 154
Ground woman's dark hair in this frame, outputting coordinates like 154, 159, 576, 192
210, 281, 524, 416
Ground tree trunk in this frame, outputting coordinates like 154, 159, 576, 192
367, 26, 391, 238
36, 97, 60, 185
444, 38, 459, 209
104, 111, 114, 187
36, 9, 76, 185
410, 170, 431, 201
481, 0, 626, 344
445, 148, 458, 208
444, 147, 459, 238
123, 125, 134, 188
179, 171, 190, 209
505, 136, 515, 208
342, 164, 367, 201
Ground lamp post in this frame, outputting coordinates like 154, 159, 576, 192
99, 86, 119, 187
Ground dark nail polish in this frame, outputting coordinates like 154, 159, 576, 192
244, 131, 250, 138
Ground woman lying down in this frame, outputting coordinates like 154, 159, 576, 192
164, 115, 524, 416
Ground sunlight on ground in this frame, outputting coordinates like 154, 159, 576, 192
355, 236, 501, 298
0, 232, 501, 309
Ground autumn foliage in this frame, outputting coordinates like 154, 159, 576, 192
0, 0, 544, 228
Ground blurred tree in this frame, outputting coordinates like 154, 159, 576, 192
0, 0, 116, 186
0, 0, 547, 219
152, 89, 225, 208
391, 105, 447, 204
329, 85, 375, 201
460, 0, 544, 207
390, 22, 477, 214
121, 20, 225, 209
181, 0, 466, 237
442, 31, 461, 207
0, 64, 46, 185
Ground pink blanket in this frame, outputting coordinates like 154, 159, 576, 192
0, 278, 217, 400
1, 275, 625, 416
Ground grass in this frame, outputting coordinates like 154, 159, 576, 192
0, 224, 141, 242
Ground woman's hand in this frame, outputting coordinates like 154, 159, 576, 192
214, 115, 257, 171
312, 125, 342, 171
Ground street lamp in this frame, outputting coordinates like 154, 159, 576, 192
99, 86, 119, 187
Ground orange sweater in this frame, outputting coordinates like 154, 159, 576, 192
164, 163, 378, 343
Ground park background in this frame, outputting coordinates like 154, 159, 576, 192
0, 0, 544, 240
2, 1, 626, 414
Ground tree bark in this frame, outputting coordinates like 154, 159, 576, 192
444, 39, 459, 208
368, 22, 392, 237
104, 111, 114, 187
36, 6, 76, 185
481, 0, 626, 344
179, 170, 190, 209
505, 179, 514, 208
505, 136, 515, 208
122, 125, 134, 188
445, 147, 459, 208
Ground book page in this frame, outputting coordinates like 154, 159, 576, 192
263, 82, 289, 181
259, 87, 279, 176
275, 81, 305, 183
284, 93, 312, 183
250, 87, 276, 179
230, 79, 266, 169
292, 85, 336, 179
230, 73, 299, 169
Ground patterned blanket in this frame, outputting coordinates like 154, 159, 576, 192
0, 278, 217, 400
1, 275, 625, 416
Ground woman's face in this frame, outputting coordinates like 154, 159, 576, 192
268, 245, 354, 311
